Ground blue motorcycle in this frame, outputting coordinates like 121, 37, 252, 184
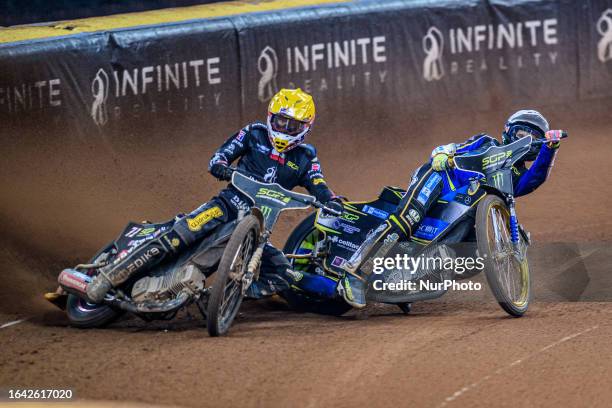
283, 133, 567, 317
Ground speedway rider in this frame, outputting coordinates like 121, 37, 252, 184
338, 110, 564, 308
86, 88, 343, 303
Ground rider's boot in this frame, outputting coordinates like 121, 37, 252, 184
338, 218, 408, 308
337, 274, 367, 308
86, 233, 182, 303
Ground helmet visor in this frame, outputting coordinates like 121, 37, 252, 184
508, 124, 544, 141
271, 114, 307, 136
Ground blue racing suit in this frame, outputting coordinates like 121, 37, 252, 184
343, 133, 559, 283
381, 133, 559, 240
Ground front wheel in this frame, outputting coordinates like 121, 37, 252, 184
475, 195, 530, 317
207, 214, 260, 336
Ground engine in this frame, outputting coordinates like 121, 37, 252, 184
131, 264, 205, 303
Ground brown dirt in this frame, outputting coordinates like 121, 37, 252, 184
1, 103, 612, 407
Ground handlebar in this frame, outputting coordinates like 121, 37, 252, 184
227, 166, 343, 216
446, 130, 568, 169
311, 200, 343, 217
531, 130, 568, 146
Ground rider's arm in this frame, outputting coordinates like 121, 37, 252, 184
208, 126, 251, 170
299, 146, 335, 203
513, 144, 559, 197
455, 134, 498, 155
430, 134, 497, 171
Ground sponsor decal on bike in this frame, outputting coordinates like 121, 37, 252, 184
260, 205, 273, 218
256, 36, 387, 102
125, 226, 164, 240
286, 160, 299, 170
187, 206, 224, 231
413, 218, 450, 241
332, 219, 361, 234
341, 212, 359, 222
490, 172, 504, 189
256, 187, 291, 205
331, 256, 346, 267
482, 150, 512, 170
312, 178, 326, 185
58, 270, 89, 293
113, 246, 162, 282
328, 235, 360, 251
363, 205, 390, 220
421, 18, 560, 82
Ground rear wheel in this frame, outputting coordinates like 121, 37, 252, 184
282, 215, 352, 316
207, 215, 260, 336
476, 195, 530, 317
66, 294, 121, 328
66, 243, 122, 328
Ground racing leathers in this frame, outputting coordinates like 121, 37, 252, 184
86, 122, 337, 303
339, 133, 559, 307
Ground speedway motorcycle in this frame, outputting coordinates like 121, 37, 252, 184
46, 170, 341, 336
283, 133, 567, 317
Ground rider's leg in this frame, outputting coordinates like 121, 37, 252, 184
86, 198, 232, 303
246, 244, 295, 299
339, 163, 444, 308
251, 244, 338, 299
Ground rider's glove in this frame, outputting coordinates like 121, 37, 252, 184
323, 198, 344, 216
431, 154, 450, 172
210, 163, 233, 181
544, 130, 562, 149
430, 143, 456, 171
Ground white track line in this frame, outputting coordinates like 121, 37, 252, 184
0, 318, 28, 329
438, 325, 599, 407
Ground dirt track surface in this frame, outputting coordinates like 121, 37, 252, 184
1, 103, 612, 407
1, 301, 611, 408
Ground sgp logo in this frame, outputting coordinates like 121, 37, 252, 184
597, 9, 612, 63
422, 26, 445, 81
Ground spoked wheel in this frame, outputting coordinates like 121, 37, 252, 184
207, 215, 260, 336
476, 195, 530, 317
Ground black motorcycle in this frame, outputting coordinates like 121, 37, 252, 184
46, 171, 341, 336
283, 133, 567, 317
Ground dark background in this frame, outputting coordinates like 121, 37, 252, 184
1, 0, 227, 26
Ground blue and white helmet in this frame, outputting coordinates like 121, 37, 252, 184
503, 109, 550, 160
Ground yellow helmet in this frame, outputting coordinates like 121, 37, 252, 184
267, 88, 315, 152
